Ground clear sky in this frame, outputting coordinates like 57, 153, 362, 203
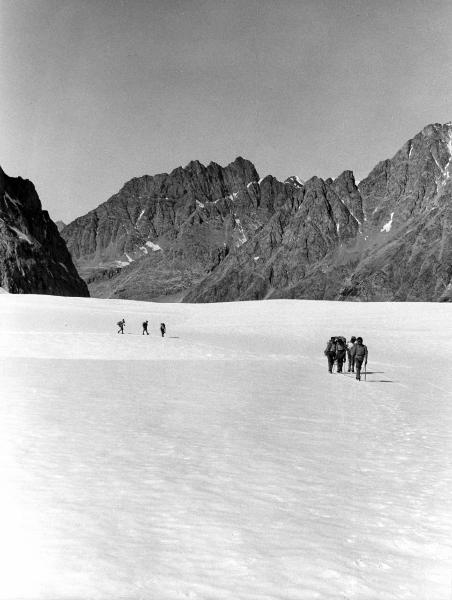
1, 0, 451, 222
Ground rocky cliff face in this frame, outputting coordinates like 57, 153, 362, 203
184, 171, 365, 301
62, 157, 299, 299
0, 167, 89, 296
62, 122, 452, 302
341, 122, 452, 301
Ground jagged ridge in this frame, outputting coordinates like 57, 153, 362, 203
61, 122, 452, 302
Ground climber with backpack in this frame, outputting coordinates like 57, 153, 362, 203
324, 336, 337, 373
354, 337, 368, 381
335, 336, 347, 373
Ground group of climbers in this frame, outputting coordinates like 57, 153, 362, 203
117, 318, 166, 337
324, 335, 368, 381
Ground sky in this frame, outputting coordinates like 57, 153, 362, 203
1, 0, 451, 222
1, 295, 452, 598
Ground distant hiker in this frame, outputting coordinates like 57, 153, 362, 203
160, 323, 166, 338
117, 318, 125, 334
324, 336, 336, 373
142, 320, 149, 335
354, 337, 368, 381
347, 336, 357, 372
335, 336, 347, 373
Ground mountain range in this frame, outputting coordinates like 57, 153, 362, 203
60, 122, 452, 302
1, 122, 451, 301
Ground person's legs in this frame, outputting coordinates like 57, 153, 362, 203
327, 354, 334, 372
355, 358, 362, 380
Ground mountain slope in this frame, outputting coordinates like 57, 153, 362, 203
0, 167, 89, 296
340, 122, 452, 300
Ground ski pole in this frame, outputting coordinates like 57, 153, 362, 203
364, 362, 367, 381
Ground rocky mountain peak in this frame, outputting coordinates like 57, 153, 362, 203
284, 175, 304, 188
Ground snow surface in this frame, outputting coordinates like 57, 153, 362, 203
0, 295, 452, 600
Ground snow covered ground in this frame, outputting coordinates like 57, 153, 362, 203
0, 294, 451, 600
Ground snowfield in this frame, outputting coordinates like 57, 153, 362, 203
0, 294, 451, 600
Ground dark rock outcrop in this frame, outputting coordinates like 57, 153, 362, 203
0, 167, 89, 296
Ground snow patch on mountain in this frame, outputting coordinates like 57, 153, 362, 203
145, 241, 162, 252
9, 226, 32, 244
235, 218, 247, 246
4, 192, 20, 207
381, 212, 394, 232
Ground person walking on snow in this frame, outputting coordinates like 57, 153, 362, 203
160, 323, 166, 338
142, 320, 149, 335
354, 337, 368, 381
335, 336, 347, 373
117, 318, 125, 334
324, 336, 336, 373
347, 336, 357, 372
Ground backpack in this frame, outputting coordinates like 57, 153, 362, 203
336, 338, 346, 351
325, 340, 336, 355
